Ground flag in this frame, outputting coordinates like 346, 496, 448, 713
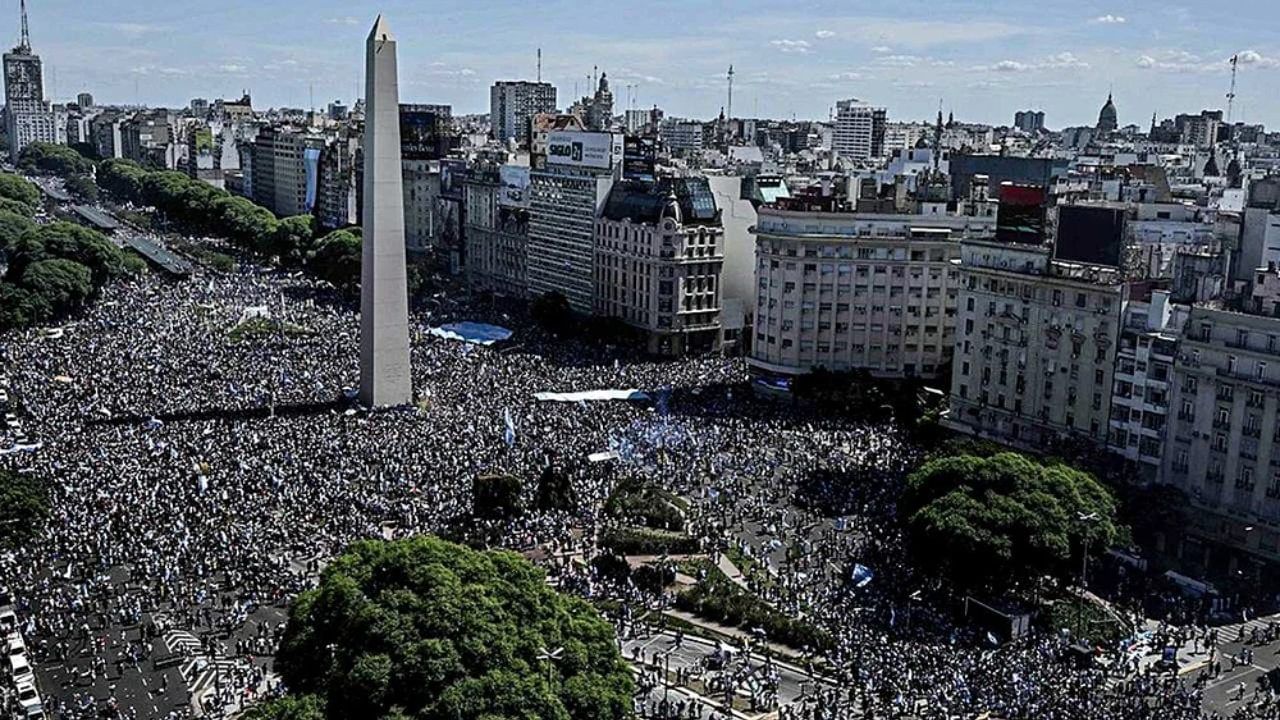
890, 608, 896, 627
852, 564, 874, 588
503, 408, 516, 447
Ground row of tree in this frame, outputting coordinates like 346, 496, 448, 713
94, 158, 362, 287
0, 174, 138, 329
19, 142, 99, 203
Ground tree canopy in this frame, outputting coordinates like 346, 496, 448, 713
274, 536, 634, 720
307, 228, 362, 289
900, 452, 1122, 591
18, 142, 94, 177
0, 469, 48, 549
0, 173, 40, 210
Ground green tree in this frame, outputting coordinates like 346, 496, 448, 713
472, 474, 524, 521
307, 228, 362, 289
96, 158, 147, 203
275, 536, 634, 720
0, 282, 52, 329
19, 258, 95, 311
0, 173, 40, 209
30, 222, 127, 285
18, 142, 94, 177
63, 174, 99, 202
535, 464, 577, 513
0, 197, 33, 217
0, 209, 35, 251
0, 469, 48, 548
271, 214, 318, 262
900, 452, 1122, 592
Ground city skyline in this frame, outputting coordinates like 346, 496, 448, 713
13, 0, 1280, 128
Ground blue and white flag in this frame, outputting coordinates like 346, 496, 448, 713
852, 564, 874, 588
503, 408, 517, 447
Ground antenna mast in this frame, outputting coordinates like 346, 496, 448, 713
1223, 53, 1233, 124
537, 48, 542, 83
727, 65, 734, 120
19, 0, 30, 52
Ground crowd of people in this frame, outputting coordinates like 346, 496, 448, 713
0, 247, 1277, 719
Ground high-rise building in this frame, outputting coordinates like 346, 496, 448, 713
190, 98, 209, 117
1014, 110, 1045, 133
527, 130, 621, 312
832, 99, 886, 161
249, 124, 325, 218
75, 92, 93, 110
464, 162, 529, 299
490, 80, 556, 148
4, 1, 57, 162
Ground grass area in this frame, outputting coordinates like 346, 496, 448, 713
1045, 594, 1127, 645
228, 316, 313, 343
604, 478, 688, 531
675, 559, 831, 652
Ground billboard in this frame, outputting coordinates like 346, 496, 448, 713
439, 159, 466, 201
995, 184, 1047, 245
1056, 205, 1126, 267
546, 131, 619, 169
400, 105, 451, 160
499, 165, 530, 207
623, 136, 657, 183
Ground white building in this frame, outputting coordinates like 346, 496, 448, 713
1108, 287, 1185, 480
750, 203, 994, 381
832, 99, 886, 161
661, 119, 705, 154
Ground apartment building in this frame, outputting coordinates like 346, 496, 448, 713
1108, 287, 1185, 480
250, 125, 325, 218
595, 177, 724, 356
464, 165, 529, 299
947, 241, 1126, 449
490, 81, 557, 148
750, 200, 993, 381
832, 99, 886, 161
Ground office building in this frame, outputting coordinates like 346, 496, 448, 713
75, 92, 93, 110
832, 99, 886, 161
527, 130, 621, 312
249, 124, 325, 218
1108, 286, 1185, 481
464, 163, 529, 299
490, 80, 556, 148
1014, 110, 1045, 133
315, 131, 359, 230
121, 111, 176, 168
3, 3, 56, 162
660, 119, 705, 154
595, 177, 724, 356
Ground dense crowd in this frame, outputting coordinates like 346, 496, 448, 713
0, 251, 1277, 719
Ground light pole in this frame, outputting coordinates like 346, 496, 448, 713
536, 646, 563, 693
1077, 511, 1099, 641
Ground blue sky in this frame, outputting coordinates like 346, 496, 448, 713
16, 0, 1280, 128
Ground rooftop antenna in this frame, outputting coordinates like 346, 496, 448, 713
537, 48, 542, 83
18, 0, 30, 53
1226, 54, 1239, 125
727, 64, 734, 121
309, 82, 314, 113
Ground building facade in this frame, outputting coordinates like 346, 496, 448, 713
595, 178, 724, 356
3, 40, 56, 161
750, 205, 991, 380
250, 125, 324, 218
490, 81, 556, 148
1014, 110, 1045, 133
832, 99, 886, 161
947, 241, 1125, 449
463, 166, 528, 298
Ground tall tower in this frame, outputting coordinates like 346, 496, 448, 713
5, 0, 53, 162
359, 15, 412, 407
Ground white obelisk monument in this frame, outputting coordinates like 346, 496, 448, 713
359, 15, 412, 407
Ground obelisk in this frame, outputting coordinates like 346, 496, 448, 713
359, 15, 412, 407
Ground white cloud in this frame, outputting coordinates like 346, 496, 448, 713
871, 46, 892, 54
1136, 55, 1156, 68
326, 16, 360, 26
96, 22, 167, 37
1237, 49, 1280, 68
827, 71, 863, 81
219, 64, 247, 73
815, 30, 835, 39
984, 52, 1088, 72
770, 39, 812, 54
1092, 14, 1127, 24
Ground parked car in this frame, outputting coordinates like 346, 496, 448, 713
0, 604, 16, 632
6, 649, 35, 686
14, 678, 44, 719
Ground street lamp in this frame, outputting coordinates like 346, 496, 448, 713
1076, 511, 1100, 641
536, 646, 563, 692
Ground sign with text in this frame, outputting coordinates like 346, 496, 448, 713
546, 131, 620, 170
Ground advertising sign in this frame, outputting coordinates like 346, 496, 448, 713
400, 105, 451, 160
498, 165, 530, 208
439, 159, 466, 201
623, 136, 657, 183
995, 184, 1047, 246
1055, 204, 1126, 268
546, 131, 618, 170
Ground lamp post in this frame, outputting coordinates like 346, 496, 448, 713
536, 646, 563, 693
1077, 511, 1100, 641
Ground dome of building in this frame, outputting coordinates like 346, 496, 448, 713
1097, 93, 1118, 133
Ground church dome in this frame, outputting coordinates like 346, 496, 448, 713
1097, 93, 1118, 132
